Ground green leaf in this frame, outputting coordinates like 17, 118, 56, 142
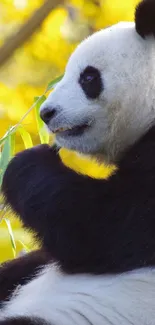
0, 125, 17, 147
18, 126, 33, 149
0, 133, 12, 187
4, 218, 16, 258
10, 132, 15, 157
46, 74, 63, 92
34, 95, 49, 144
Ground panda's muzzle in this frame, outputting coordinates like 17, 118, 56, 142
40, 103, 92, 137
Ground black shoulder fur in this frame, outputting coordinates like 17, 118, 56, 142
2, 127, 155, 275
135, 0, 155, 38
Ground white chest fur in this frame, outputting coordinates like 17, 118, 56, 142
1, 266, 155, 325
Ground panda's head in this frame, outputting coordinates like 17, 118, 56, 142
40, 0, 155, 162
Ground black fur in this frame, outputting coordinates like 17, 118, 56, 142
2, 127, 155, 275
79, 66, 103, 99
0, 249, 51, 304
135, 0, 155, 38
0, 317, 49, 325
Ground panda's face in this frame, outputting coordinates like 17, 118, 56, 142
40, 22, 155, 162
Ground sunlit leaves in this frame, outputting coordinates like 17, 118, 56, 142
18, 125, 33, 148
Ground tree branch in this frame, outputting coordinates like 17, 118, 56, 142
0, 0, 63, 68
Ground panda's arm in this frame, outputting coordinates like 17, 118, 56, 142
1, 144, 105, 233
1, 144, 114, 273
0, 249, 51, 304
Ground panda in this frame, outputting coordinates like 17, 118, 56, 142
1, 0, 155, 324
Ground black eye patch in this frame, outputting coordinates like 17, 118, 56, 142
79, 66, 103, 99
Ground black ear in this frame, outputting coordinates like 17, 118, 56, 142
135, 0, 155, 38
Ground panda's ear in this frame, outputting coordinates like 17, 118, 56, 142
135, 0, 155, 38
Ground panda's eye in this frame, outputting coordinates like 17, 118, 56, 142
79, 66, 103, 99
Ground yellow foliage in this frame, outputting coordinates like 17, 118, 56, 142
0, 0, 44, 24
96, 0, 139, 29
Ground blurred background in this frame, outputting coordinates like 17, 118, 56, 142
0, 0, 139, 262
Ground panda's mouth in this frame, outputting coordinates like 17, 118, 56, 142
53, 122, 91, 137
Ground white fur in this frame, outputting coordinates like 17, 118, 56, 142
1, 266, 155, 325
40, 22, 155, 161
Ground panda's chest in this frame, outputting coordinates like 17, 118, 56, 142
1, 266, 155, 325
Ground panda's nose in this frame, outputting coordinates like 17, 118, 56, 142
40, 107, 56, 124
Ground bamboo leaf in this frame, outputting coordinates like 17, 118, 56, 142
18, 126, 33, 149
4, 218, 16, 258
10, 132, 15, 157
46, 74, 63, 91
0, 133, 12, 187
0, 126, 17, 147
34, 95, 49, 144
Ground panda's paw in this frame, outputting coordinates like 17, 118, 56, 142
0, 249, 50, 306
1, 144, 65, 214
